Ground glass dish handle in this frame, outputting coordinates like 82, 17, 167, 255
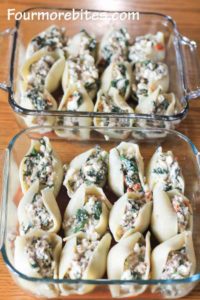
0, 149, 9, 251
180, 34, 200, 100
0, 28, 15, 92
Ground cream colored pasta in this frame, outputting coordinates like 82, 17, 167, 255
151, 184, 193, 242
19, 136, 63, 196
64, 146, 108, 197
62, 53, 99, 99
67, 29, 97, 58
98, 27, 130, 65
107, 232, 151, 298
146, 146, 185, 192
108, 142, 148, 197
21, 48, 65, 94
14, 230, 62, 297
135, 87, 177, 115
63, 184, 112, 238
18, 180, 61, 235
109, 192, 152, 241
133, 60, 169, 99
55, 83, 94, 139
26, 25, 67, 59
151, 231, 196, 298
128, 31, 165, 64
59, 232, 111, 295
101, 61, 132, 100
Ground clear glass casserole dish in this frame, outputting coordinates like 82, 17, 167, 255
0, 7, 200, 131
0, 125, 200, 299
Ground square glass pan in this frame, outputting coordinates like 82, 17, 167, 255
0, 125, 200, 299
1, 7, 200, 130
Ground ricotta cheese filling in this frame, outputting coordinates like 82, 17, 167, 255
134, 60, 168, 97
121, 239, 147, 280
23, 138, 56, 189
120, 197, 146, 234
118, 149, 143, 193
96, 93, 131, 127
27, 55, 56, 88
161, 247, 192, 279
171, 194, 191, 232
68, 146, 108, 193
66, 237, 99, 279
63, 195, 102, 237
68, 29, 96, 56
111, 63, 129, 97
25, 236, 55, 278
101, 28, 130, 64
152, 147, 183, 191
24, 87, 53, 111
67, 53, 99, 93
22, 193, 54, 234
128, 32, 165, 64
31, 26, 67, 53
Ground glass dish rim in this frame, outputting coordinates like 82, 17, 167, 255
8, 6, 189, 123
1, 124, 200, 285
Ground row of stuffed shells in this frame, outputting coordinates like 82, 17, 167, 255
14, 229, 111, 297
108, 231, 196, 299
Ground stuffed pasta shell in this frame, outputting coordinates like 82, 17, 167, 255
135, 87, 177, 115
98, 27, 130, 66
20, 87, 57, 128
55, 83, 94, 139
109, 192, 152, 241
26, 25, 67, 59
94, 87, 134, 137
18, 180, 61, 235
62, 53, 99, 99
59, 232, 111, 295
152, 231, 196, 298
64, 146, 108, 197
19, 136, 63, 196
107, 232, 151, 298
21, 48, 65, 94
147, 146, 185, 192
108, 142, 148, 197
133, 60, 169, 100
151, 184, 193, 242
63, 184, 112, 238
101, 61, 132, 100
128, 32, 165, 65
14, 230, 62, 297
67, 29, 97, 59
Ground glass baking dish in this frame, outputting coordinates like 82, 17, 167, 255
0, 7, 200, 131
0, 125, 200, 299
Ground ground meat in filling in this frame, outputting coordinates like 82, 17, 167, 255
118, 150, 143, 193
152, 147, 183, 192
111, 63, 129, 97
63, 195, 102, 238
22, 193, 54, 234
68, 146, 108, 193
161, 247, 192, 279
101, 28, 130, 64
23, 138, 55, 189
25, 236, 55, 278
66, 238, 99, 279
121, 239, 147, 280
67, 54, 99, 93
31, 26, 67, 53
120, 198, 146, 234
171, 195, 191, 232
27, 55, 56, 88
